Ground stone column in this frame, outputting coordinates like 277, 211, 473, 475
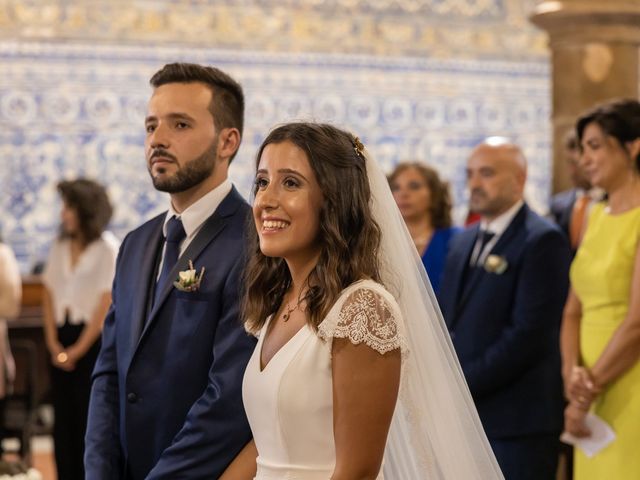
530, 0, 640, 193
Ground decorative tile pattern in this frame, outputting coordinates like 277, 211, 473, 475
0, 41, 551, 271
0, 0, 547, 59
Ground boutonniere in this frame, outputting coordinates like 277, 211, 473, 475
173, 260, 205, 292
484, 254, 508, 274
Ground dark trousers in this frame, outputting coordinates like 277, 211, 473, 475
490, 434, 560, 480
50, 320, 100, 480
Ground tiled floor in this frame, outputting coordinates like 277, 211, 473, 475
31, 436, 55, 480
3, 436, 55, 480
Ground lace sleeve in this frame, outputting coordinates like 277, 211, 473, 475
318, 285, 404, 355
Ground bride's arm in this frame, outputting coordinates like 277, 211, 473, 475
331, 339, 401, 480
219, 440, 258, 480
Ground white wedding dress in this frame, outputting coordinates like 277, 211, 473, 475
242, 145, 504, 479
242, 279, 403, 480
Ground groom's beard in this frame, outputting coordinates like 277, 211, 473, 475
149, 140, 217, 194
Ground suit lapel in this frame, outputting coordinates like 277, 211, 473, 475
130, 217, 164, 344
452, 260, 485, 328
445, 226, 478, 330
138, 187, 244, 343
451, 204, 528, 327
489, 204, 527, 255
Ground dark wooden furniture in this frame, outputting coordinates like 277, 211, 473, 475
8, 276, 50, 406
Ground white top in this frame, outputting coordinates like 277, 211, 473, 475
0, 243, 21, 397
0, 243, 21, 320
42, 232, 119, 326
242, 279, 405, 480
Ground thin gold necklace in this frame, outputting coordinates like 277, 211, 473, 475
281, 294, 306, 322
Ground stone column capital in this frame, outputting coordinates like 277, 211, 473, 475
530, 1, 640, 45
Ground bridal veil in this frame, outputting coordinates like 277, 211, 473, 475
361, 146, 504, 479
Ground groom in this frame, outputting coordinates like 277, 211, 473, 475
85, 63, 256, 479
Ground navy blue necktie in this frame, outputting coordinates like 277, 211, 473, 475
475, 230, 495, 267
154, 216, 186, 305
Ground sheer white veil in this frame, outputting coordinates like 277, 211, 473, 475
361, 147, 504, 479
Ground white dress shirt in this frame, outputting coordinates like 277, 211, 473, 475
157, 179, 232, 276
470, 199, 524, 267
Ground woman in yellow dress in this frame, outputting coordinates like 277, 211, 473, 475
561, 98, 640, 479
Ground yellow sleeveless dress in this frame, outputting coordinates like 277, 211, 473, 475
570, 202, 640, 479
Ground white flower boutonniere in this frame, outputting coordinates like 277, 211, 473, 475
484, 254, 508, 274
173, 260, 205, 292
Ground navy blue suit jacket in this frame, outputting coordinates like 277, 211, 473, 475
439, 204, 570, 439
549, 188, 576, 240
85, 187, 257, 480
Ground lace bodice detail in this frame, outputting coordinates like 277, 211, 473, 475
318, 280, 405, 355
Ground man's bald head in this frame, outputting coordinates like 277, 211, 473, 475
470, 139, 527, 176
466, 139, 527, 221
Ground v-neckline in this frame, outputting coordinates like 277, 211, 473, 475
65, 239, 90, 275
259, 316, 309, 373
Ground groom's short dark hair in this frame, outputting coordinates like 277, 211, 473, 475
150, 62, 245, 139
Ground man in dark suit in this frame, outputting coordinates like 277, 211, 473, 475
439, 139, 571, 480
549, 130, 593, 254
85, 63, 257, 479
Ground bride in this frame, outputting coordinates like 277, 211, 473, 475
222, 122, 504, 479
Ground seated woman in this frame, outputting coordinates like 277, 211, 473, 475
389, 162, 460, 294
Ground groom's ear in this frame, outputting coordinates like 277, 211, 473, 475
217, 127, 241, 163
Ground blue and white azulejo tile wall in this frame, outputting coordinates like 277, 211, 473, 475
0, 41, 550, 271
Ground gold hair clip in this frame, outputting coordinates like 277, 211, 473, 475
353, 136, 365, 159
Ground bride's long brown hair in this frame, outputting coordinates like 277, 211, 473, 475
243, 123, 382, 334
